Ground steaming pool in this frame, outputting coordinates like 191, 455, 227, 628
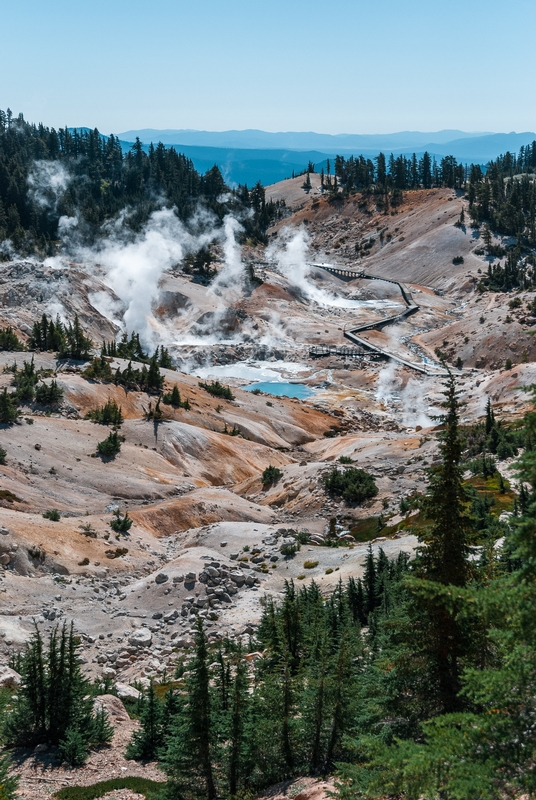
244, 382, 314, 399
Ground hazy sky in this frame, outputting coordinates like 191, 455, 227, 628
3, 0, 535, 135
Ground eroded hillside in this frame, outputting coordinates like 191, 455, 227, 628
0, 177, 531, 692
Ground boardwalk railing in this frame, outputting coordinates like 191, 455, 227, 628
309, 263, 446, 376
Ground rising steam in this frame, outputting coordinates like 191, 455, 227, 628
267, 227, 397, 310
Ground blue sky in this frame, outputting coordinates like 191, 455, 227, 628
3, 0, 536, 135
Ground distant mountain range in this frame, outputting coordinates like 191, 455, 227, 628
117, 128, 495, 151
108, 128, 536, 187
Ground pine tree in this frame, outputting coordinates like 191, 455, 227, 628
363, 544, 377, 616
126, 681, 163, 760
420, 373, 474, 587
0, 752, 18, 799
0, 388, 18, 423
4, 623, 96, 753
227, 650, 248, 795
163, 618, 217, 800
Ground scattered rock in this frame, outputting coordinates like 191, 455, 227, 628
128, 628, 152, 647
114, 682, 141, 701
94, 693, 131, 724
155, 573, 168, 584
0, 666, 21, 687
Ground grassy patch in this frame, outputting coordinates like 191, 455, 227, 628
465, 474, 515, 515
350, 517, 383, 542
54, 776, 164, 799
303, 560, 319, 569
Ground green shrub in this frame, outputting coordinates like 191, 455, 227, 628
281, 541, 300, 557
0, 446, 6, 465
35, 380, 63, 406
0, 326, 24, 351
58, 726, 88, 766
338, 455, 354, 464
86, 399, 123, 425
0, 388, 19, 423
110, 510, 133, 533
303, 560, 319, 569
43, 509, 61, 521
97, 431, 123, 458
198, 380, 234, 400
0, 752, 18, 799
88, 707, 114, 748
323, 467, 378, 504
11, 358, 38, 403
452, 255, 464, 265
261, 465, 283, 486
82, 355, 113, 382
162, 384, 190, 409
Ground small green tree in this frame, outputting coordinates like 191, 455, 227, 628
110, 510, 133, 533
97, 431, 122, 458
0, 389, 19, 423
261, 465, 283, 486
86, 399, 123, 425
58, 726, 88, 766
163, 384, 190, 409
127, 682, 164, 761
0, 752, 18, 799
163, 618, 218, 800
35, 380, 63, 406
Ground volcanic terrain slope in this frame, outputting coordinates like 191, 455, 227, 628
0, 177, 533, 715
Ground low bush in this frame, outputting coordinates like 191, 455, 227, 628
110, 511, 133, 533
303, 560, 319, 569
43, 509, 61, 521
261, 465, 283, 486
281, 541, 300, 557
452, 255, 464, 265
0, 446, 6, 464
97, 431, 123, 458
198, 380, 234, 400
86, 399, 123, 425
323, 467, 378, 504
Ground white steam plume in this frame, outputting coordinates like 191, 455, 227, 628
401, 378, 435, 428
210, 215, 246, 300
375, 361, 400, 405
375, 361, 435, 428
28, 161, 70, 212
86, 208, 196, 349
267, 228, 396, 310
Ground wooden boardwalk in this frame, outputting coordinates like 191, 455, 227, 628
309, 263, 447, 376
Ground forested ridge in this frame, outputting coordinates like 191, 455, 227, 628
327, 143, 536, 292
0, 109, 283, 254
3, 107, 536, 292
